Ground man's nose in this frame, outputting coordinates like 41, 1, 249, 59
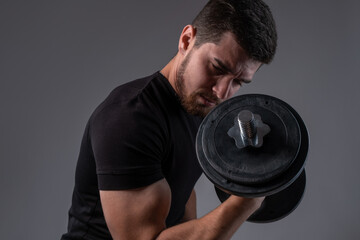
212, 77, 232, 100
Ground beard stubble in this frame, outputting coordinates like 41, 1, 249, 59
175, 50, 220, 118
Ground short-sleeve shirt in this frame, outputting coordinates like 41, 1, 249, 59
61, 72, 204, 240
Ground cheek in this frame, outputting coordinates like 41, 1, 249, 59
185, 58, 212, 90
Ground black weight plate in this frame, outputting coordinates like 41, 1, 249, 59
214, 170, 306, 223
196, 94, 309, 197
247, 170, 306, 223
197, 94, 301, 185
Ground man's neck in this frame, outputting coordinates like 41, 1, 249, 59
160, 56, 180, 93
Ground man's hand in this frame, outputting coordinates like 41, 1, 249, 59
227, 195, 265, 213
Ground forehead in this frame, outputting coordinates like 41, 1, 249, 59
197, 32, 261, 74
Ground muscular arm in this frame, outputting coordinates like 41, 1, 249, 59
100, 179, 263, 240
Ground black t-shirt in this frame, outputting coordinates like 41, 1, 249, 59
61, 72, 204, 240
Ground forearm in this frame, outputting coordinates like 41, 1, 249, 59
156, 196, 262, 240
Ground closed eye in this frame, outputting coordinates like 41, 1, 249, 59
212, 64, 226, 75
234, 78, 251, 86
233, 79, 243, 86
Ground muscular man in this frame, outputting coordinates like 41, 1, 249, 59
61, 0, 277, 239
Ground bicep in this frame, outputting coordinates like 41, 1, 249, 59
100, 178, 171, 240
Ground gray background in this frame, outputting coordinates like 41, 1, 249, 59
1, 0, 359, 239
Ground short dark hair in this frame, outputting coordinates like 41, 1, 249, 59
192, 0, 277, 64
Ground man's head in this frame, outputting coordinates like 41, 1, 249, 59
192, 0, 277, 64
165, 0, 277, 117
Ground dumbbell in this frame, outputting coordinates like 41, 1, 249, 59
196, 94, 309, 223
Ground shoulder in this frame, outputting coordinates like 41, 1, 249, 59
93, 75, 170, 126
88, 72, 172, 157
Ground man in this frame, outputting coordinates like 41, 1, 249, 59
61, 0, 277, 239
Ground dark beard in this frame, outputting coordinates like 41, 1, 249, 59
175, 50, 220, 118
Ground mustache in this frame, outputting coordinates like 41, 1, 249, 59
199, 91, 222, 105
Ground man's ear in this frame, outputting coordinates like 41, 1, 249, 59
178, 25, 196, 55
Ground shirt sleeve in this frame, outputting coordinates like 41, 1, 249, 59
89, 100, 168, 190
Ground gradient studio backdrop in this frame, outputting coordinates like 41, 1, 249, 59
1, 0, 359, 239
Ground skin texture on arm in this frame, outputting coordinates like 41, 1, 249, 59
100, 179, 263, 240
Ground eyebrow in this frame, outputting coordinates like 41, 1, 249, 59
214, 58, 233, 74
213, 57, 252, 84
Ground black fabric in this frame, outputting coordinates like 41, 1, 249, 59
61, 72, 203, 240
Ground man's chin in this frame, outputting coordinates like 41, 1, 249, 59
185, 104, 214, 118
181, 93, 219, 117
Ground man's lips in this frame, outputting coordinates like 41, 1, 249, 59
200, 94, 218, 107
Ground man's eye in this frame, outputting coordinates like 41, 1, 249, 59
212, 64, 224, 75
233, 79, 243, 86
